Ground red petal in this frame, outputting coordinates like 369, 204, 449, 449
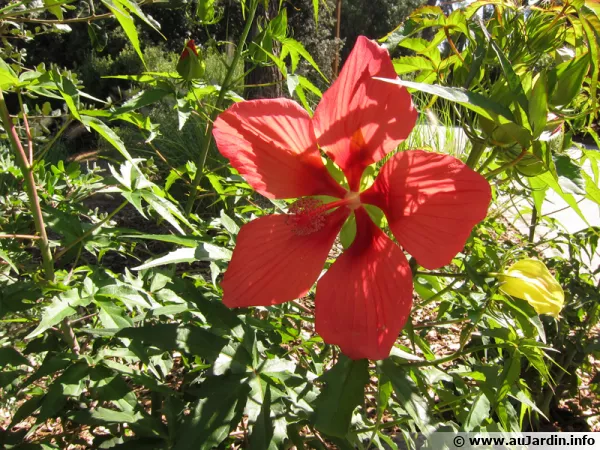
221, 207, 350, 308
361, 150, 492, 270
315, 207, 413, 360
213, 99, 346, 199
313, 36, 417, 191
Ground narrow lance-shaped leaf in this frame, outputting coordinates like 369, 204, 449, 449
313, 356, 369, 437
478, 16, 529, 117
378, 360, 434, 432
529, 73, 548, 139
376, 78, 516, 124
550, 52, 590, 107
101, 0, 146, 67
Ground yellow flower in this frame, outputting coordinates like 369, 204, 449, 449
498, 259, 565, 318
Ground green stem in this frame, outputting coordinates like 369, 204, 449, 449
0, 88, 54, 281
465, 141, 486, 169
184, 0, 259, 216
414, 270, 468, 278
54, 199, 129, 261
528, 204, 538, 243
477, 148, 498, 173
411, 279, 459, 312
397, 343, 515, 368
35, 118, 72, 163
459, 294, 493, 351
484, 147, 528, 179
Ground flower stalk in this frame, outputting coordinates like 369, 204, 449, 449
465, 141, 486, 169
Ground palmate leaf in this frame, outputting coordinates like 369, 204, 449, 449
25, 290, 90, 339
174, 374, 250, 450
378, 360, 434, 432
279, 37, 327, 80
247, 379, 288, 450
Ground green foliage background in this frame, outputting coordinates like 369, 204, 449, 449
0, 0, 599, 448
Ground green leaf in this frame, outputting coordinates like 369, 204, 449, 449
535, 171, 590, 226
0, 347, 31, 367
196, 0, 216, 22
0, 58, 19, 89
393, 56, 435, 75
583, 171, 600, 205
43, 0, 63, 20
280, 37, 327, 80
71, 405, 164, 437
380, 78, 515, 124
96, 283, 150, 309
520, 344, 552, 384
0, 248, 18, 274
528, 171, 547, 212
379, 360, 433, 432
117, 0, 164, 36
52, 73, 81, 120
550, 52, 590, 107
497, 352, 521, 403
376, 376, 394, 421
81, 115, 134, 163
581, 10, 599, 113
140, 191, 187, 234
479, 25, 529, 114
122, 233, 202, 248
248, 382, 287, 449
312, 0, 319, 25
220, 210, 240, 235
25, 295, 77, 339
133, 243, 232, 271
314, 356, 369, 437
464, 392, 491, 431
529, 73, 548, 138
554, 154, 586, 195
22, 354, 73, 387
95, 299, 134, 329
174, 374, 249, 450
114, 88, 170, 115
101, 0, 145, 66
87, 23, 108, 52
38, 362, 89, 422
116, 324, 226, 360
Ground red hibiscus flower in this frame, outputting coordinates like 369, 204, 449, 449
212, 36, 491, 360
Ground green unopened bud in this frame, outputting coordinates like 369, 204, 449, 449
498, 259, 565, 318
177, 40, 206, 81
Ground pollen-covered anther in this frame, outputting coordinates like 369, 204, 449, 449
287, 198, 328, 236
